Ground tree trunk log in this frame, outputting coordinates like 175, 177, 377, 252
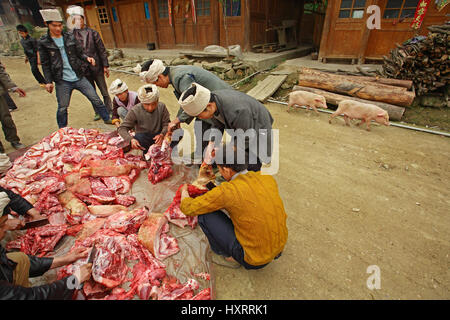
292, 85, 405, 121
298, 67, 415, 107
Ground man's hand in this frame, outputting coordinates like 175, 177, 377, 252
131, 138, 145, 150
104, 67, 110, 78
5, 219, 25, 231
114, 121, 120, 128
78, 263, 92, 283
27, 208, 45, 221
65, 247, 89, 264
45, 83, 54, 93
153, 134, 164, 145
168, 118, 181, 133
13, 88, 26, 97
87, 57, 96, 66
180, 184, 190, 201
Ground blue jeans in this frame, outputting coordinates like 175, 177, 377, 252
198, 210, 281, 270
54, 77, 110, 128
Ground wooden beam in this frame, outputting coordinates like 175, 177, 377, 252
243, 0, 250, 52
318, 0, 334, 62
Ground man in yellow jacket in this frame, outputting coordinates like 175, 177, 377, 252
180, 145, 288, 269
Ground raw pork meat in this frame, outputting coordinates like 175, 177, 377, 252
145, 134, 173, 184
104, 207, 149, 235
91, 236, 129, 288
164, 184, 208, 229
138, 213, 179, 260
6, 224, 67, 257
87, 205, 128, 217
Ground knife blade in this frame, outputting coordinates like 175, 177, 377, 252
21, 218, 50, 230
87, 244, 97, 264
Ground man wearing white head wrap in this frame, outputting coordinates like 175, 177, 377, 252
179, 83, 274, 172
109, 79, 140, 126
135, 59, 231, 160
118, 84, 171, 153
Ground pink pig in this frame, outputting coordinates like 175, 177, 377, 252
329, 100, 390, 131
287, 90, 328, 114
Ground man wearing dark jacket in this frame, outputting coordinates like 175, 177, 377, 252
179, 83, 274, 172
67, 6, 112, 121
0, 192, 91, 300
16, 25, 46, 85
38, 9, 112, 128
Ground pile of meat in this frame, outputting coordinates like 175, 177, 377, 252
145, 133, 173, 185
1, 127, 211, 300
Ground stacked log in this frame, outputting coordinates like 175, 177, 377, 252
381, 24, 449, 96
298, 67, 415, 107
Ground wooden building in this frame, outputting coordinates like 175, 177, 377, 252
318, 0, 449, 64
53, 0, 326, 51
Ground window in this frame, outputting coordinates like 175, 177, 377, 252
223, 0, 241, 17
383, 0, 419, 19
144, 2, 151, 20
158, 0, 168, 18
196, 0, 210, 16
97, 7, 109, 24
339, 0, 366, 19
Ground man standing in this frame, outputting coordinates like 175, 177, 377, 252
38, 9, 112, 128
67, 5, 112, 121
16, 24, 46, 86
0, 62, 26, 152
136, 59, 232, 160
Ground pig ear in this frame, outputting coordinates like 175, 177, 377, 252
314, 98, 323, 103
377, 113, 385, 117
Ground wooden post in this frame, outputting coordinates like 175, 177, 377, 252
318, 0, 334, 62
150, 0, 160, 49
243, 0, 250, 52
212, 0, 220, 45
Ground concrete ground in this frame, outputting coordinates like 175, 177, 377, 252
2, 56, 449, 300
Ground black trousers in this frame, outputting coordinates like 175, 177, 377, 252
198, 210, 271, 270
86, 72, 112, 113
0, 95, 21, 152
2, 93, 17, 110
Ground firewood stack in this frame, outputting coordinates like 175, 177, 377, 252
381, 24, 450, 96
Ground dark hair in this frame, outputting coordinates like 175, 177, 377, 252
162, 67, 169, 76
216, 143, 248, 173
16, 24, 28, 32
141, 59, 153, 72
181, 85, 197, 101
144, 86, 154, 93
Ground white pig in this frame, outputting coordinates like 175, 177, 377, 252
287, 90, 328, 114
329, 100, 390, 131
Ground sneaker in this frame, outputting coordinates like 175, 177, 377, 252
103, 119, 113, 125
94, 113, 101, 121
11, 142, 25, 150
211, 253, 241, 269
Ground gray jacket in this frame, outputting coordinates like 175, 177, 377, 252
211, 89, 274, 158
169, 65, 232, 124
0, 63, 16, 96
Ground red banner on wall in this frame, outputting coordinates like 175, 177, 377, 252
410, 0, 431, 29
168, 0, 173, 26
191, 0, 197, 24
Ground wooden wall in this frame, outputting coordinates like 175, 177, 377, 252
319, 0, 449, 62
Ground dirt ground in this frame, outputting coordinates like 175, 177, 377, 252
2, 56, 449, 300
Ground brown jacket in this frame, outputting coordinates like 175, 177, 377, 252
0, 63, 17, 96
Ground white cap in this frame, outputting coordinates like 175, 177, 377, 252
109, 79, 128, 95
40, 9, 63, 22
66, 5, 84, 17
138, 84, 160, 104
138, 59, 166, 83
0, 153, 12, 174
178, 83, 211, 117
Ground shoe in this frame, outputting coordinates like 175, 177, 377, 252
211, 253, 241, 269
9, 109, 16, 112
103, 119, 113, 125
94, 113, 101, 121
11, 142, 25, 150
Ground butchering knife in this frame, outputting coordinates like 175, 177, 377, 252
21, 218, 50, 230
87, 243, 97, 264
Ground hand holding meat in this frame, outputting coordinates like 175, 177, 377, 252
4, 218, 25, 231
131, 138, 145, 150
87, 57, 96, 66
153, 134, 164, 145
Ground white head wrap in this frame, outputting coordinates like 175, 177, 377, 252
40, 9, 63, 22
137, 84, 160, 104
136, 59, 166, 83
0, 153, 12, 175
109, 79, 128, 95
66, 5, 84, 17
0, 192, 10, 214
178, 83, 211, 117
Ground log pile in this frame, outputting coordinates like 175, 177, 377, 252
381, 24, 450, 96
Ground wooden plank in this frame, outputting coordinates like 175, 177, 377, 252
247, 75, 288, 102
292, 85, 405, 121
179, 51, 228, 58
